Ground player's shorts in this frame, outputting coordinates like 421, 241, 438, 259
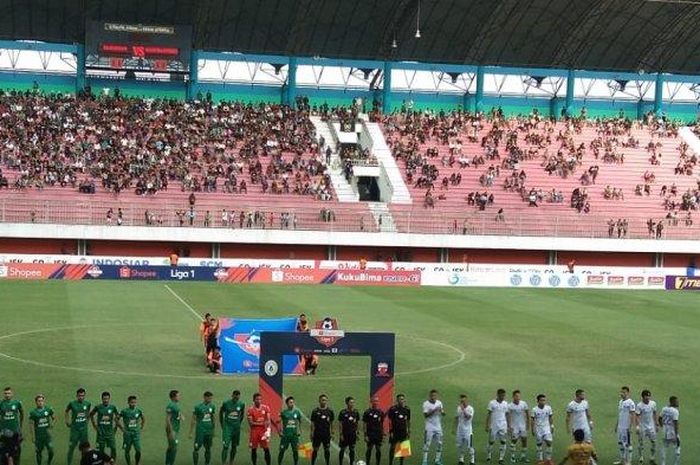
167, 435, 179, 449
456, 431, 473, 449
123, 432, 142, 451
312, 434, 331, 449
535, 431, 553, 444
222, 427, 241, 448
195, 431, 214, 449
617, 429, 631, 447
489, 428, 508, 442
339, 434, 357, 448
365, 434, 383, 446
249, 428, 269, 449
390, 431, 408, 444
663, 432, 679, 444
572, 427, 592, 443
96, 434, 116, 451
638, 427, 657, 442
34, 436, 53, 452
511, 427, 528, 440
280, 435, 299, 449
424, 430, 443, 448
69, 428, 89, 446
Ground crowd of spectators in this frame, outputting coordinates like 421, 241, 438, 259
0, 91, 333, 201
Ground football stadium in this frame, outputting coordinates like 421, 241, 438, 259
0, 1, 699, 465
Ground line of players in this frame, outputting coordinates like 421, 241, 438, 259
0, 385, 682, 465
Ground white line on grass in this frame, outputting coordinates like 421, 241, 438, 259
164, 284, 204, 321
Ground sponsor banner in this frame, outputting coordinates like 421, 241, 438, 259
423, 270, 665, 289
253, 268, 332, 285
665, 275, 700, 290
329, 270, 421, 286
0, 254, 688, 276
218, 317, 301, 375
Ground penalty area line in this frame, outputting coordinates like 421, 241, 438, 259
164, 284, 204, 321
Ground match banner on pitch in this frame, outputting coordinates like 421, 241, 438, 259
218, 317, 302, 375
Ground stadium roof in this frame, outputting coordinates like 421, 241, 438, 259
2, 0, 700, 75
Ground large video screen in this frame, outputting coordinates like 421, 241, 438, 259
85, 21, 192, 73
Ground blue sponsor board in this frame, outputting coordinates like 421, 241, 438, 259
83, 265, 219, 281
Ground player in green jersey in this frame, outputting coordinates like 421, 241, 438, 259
278, 397, 303, 465
0, 387, 24, 434
189, 391, 216, 465
165, 390, 183, 465
89, 392, 118, 461
65, 388, 91, 465
219, 390, 245, 465
0, 387, 24, 465
28, 395, 55, 465
118, 396, 145, 465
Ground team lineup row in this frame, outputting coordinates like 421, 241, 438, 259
0, 386, 682, 465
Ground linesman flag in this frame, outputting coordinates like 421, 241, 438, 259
394, 440, 411, 458
298, 442, 313, 459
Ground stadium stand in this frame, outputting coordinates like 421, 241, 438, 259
0, 93, 376, 231
383, 110, 700, 239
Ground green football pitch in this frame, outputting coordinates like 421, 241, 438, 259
0, 280, 697, 464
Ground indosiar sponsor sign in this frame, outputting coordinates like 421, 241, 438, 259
665, 275, 700, 290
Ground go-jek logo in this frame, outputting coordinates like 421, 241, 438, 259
448, 274, 460, 285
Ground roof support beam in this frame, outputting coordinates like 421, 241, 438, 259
382, 61, 392, 113
474, 65, 484, 113
565, 69, 575, 117
654, 72, 664, 115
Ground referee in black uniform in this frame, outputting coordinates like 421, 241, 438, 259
387, 394, 411, 465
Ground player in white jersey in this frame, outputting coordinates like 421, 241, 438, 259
507, 390, 529, 463
453, 394, 474, 465
565, 389, 593, 443
422, 389, 445, 465
615, 386, 637, 465
636, 390, 658, 464
529, 394, 553, 462
658, 397, 679, 465
485, 388, 509, 464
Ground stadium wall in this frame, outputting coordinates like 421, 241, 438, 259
0, 254, 693, 290
3, 223, 700, 267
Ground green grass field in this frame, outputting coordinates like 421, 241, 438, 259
0, 280, 697, 465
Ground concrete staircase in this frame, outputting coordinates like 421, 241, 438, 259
310, 116, 359, 202
368, 202, 397, 232
363, 122, 413, 204
679, 126, 700, 155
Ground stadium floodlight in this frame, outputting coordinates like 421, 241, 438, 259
415, 0, 421, 38
392, 38, 398, 49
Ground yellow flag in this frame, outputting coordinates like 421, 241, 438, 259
298, 442, 313, 459
394, 440, 411, 458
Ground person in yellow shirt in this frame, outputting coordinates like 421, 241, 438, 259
558, 429, 598, 465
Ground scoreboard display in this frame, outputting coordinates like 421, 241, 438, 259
85, 21, 192, 73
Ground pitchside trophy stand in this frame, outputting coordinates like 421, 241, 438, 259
259, 329, 396, 424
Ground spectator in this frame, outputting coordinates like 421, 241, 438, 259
495, 208, 505, 222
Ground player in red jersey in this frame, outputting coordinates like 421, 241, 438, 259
247, 393, 272, 465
